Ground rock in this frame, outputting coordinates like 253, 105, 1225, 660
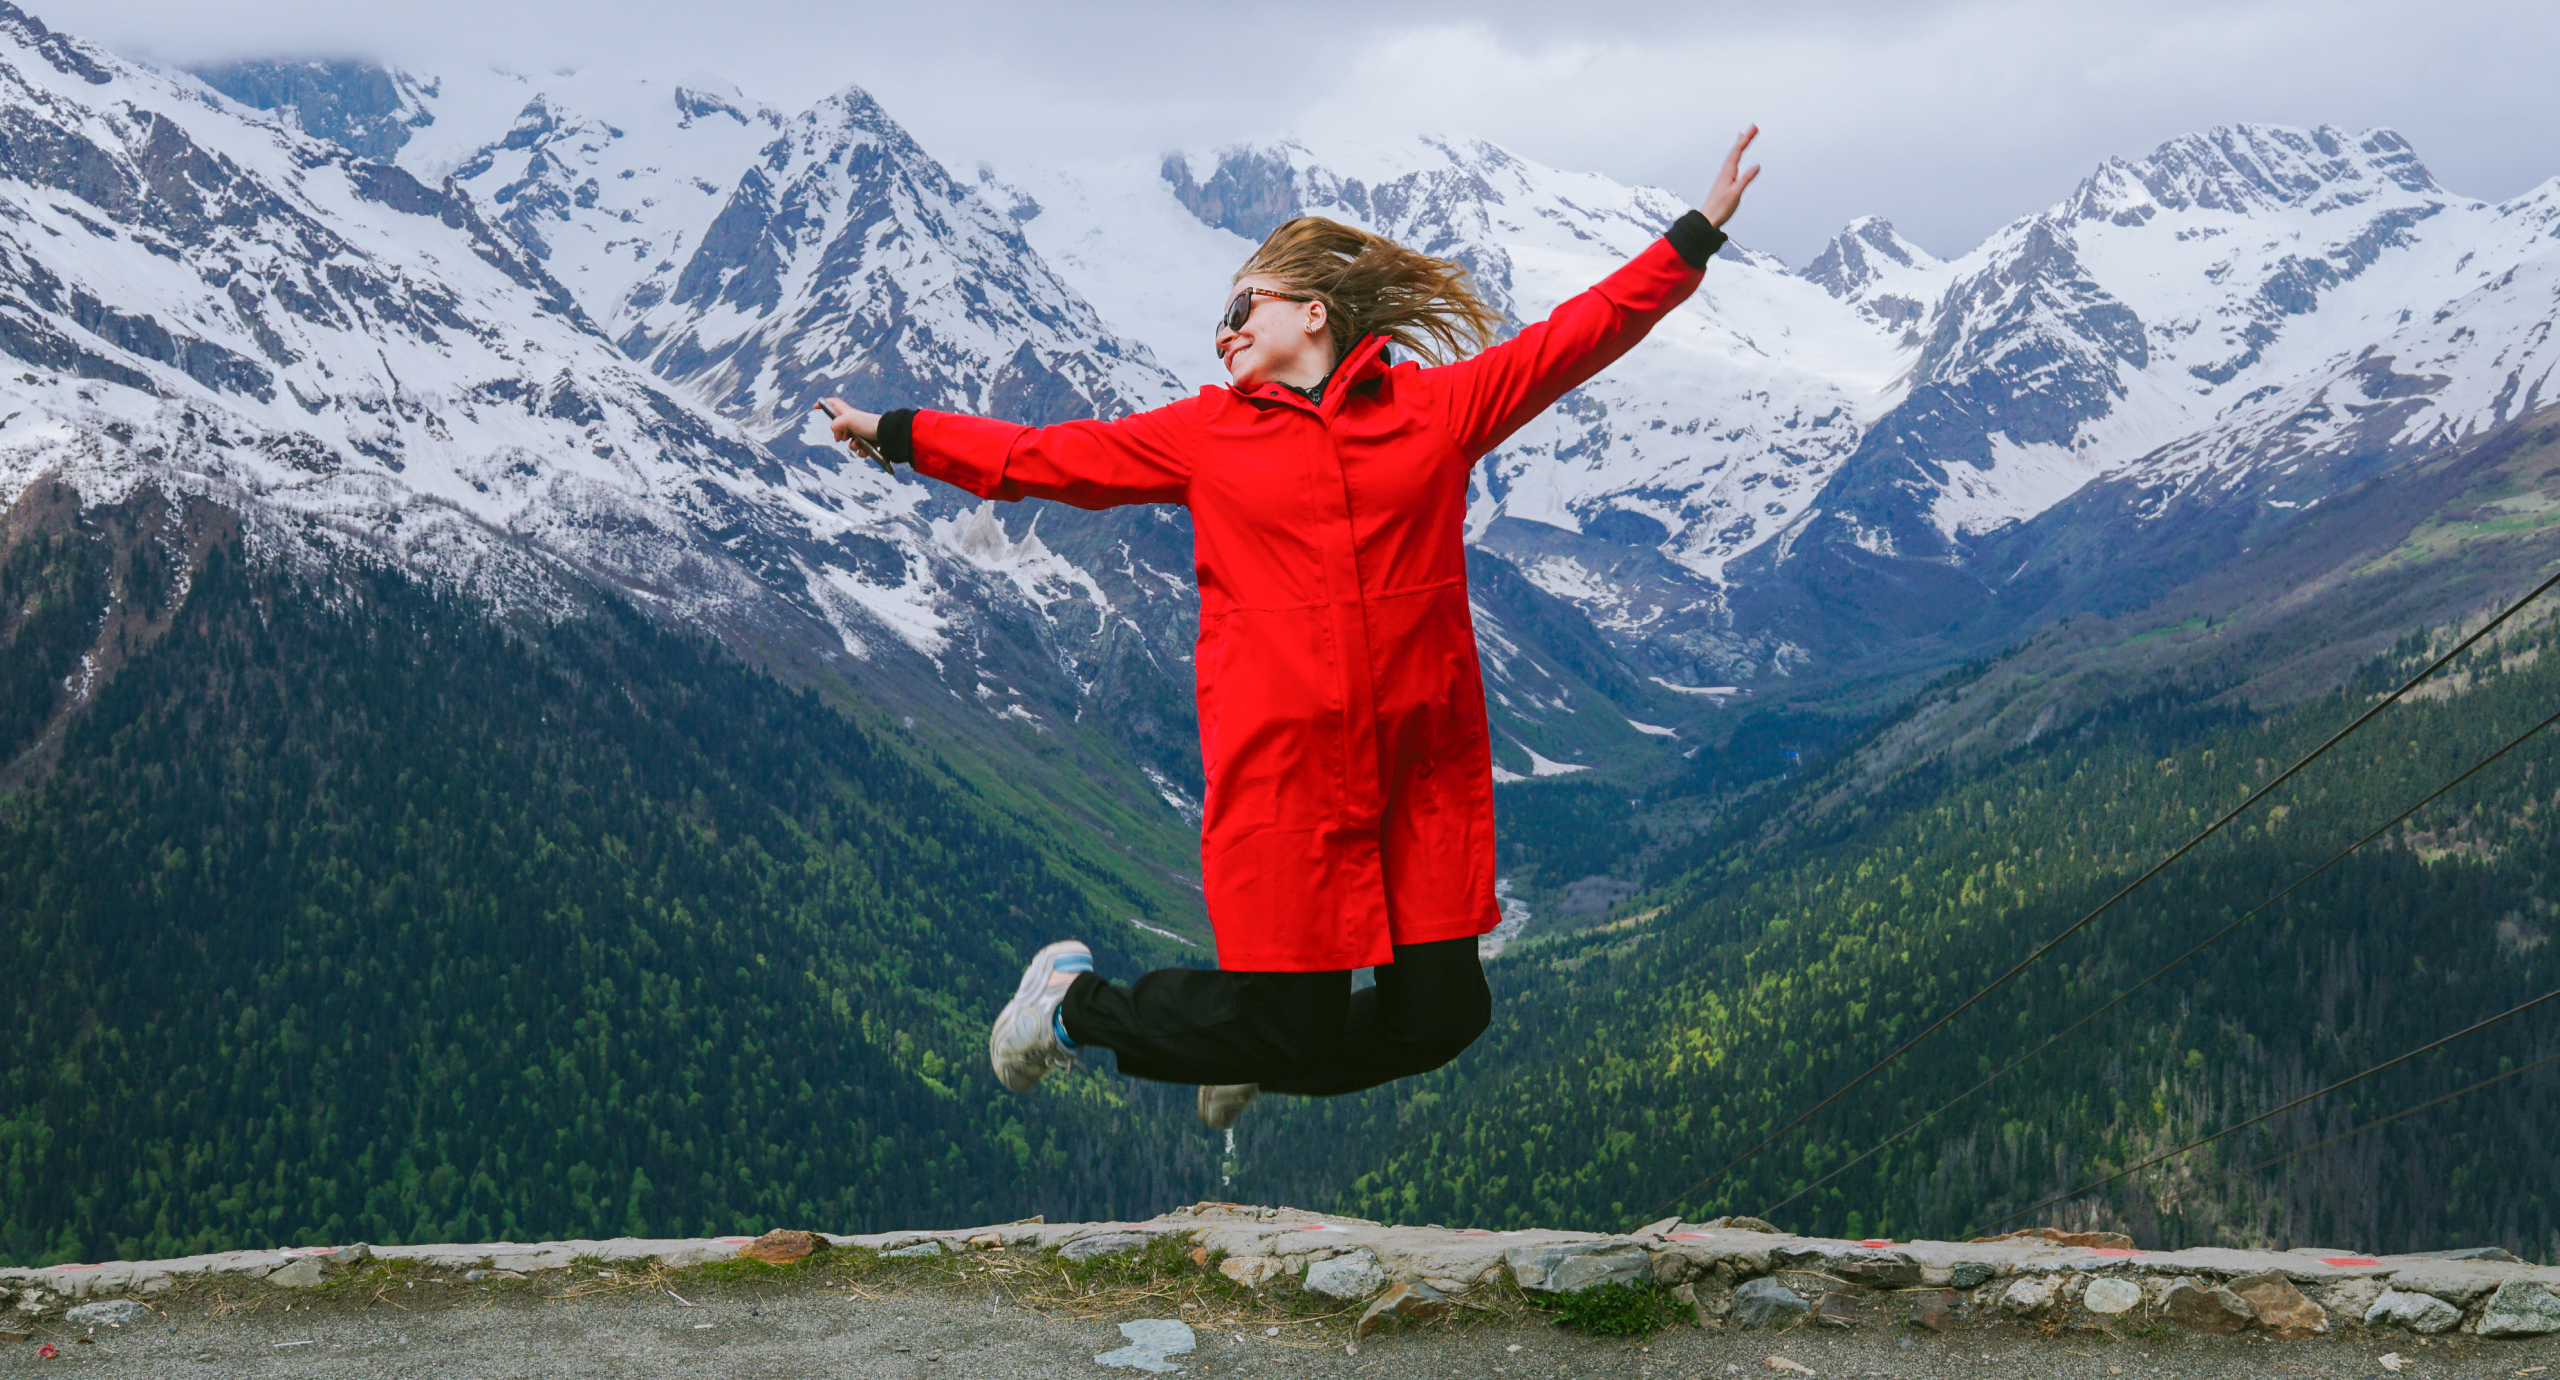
1303, 1249, 1388, 1301
2385, 1261, 2515, 1304
64, 1300, 149, 1327
1906, 1290, 1960, 1333
1812, 1290, 1866, 1326
1355, 1280, 1450, 1337
2476, 1279, 2560, 1338
2082, 1278, 2143, 1315
2324, 1277, 2386, 1319
1649, 1249, 1691, 1285
1729, 1276, 1811, 1329
1999, 1276, 2059, 1316
2162, 1280, 2253, 1334
2364, 1290, 2462, 1335
265, 1257, 324, 1289
2408, 1246, 2525, 1263
1971, 1227, 2135, 1249
883, 1241, 947, 1259
2229, 1272, 2326, 1339
1506, 1241, 1650, 1295
1949, 1262, 1995, 1290
1695, 1216, 1782, 1234
1776, 1246, 1921, 1288
738, 1230, 827, 1265
1677, 1279, 1735, 1324
1218, 1256, 1284, 1290
462, 1269, 525, 1284
1060, 1232, 1152, 1263
1094, 1318, 1195, 1373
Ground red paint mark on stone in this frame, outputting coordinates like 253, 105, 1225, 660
1859, 1239, 1895, 1247
52, 1264, 100, 1271
2088, 1249, 2141, 1257
2320, 1257, 2384, 1268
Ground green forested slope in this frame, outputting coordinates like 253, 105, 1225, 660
0, 493, 1219, 1266
1251, 629, 2560, 1259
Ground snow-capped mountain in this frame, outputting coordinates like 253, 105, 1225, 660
1759, 125, 2560, 652
16, 0, 2560, 813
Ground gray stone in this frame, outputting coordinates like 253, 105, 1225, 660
2477, 1279, 2560, 1339
1505, 1241, 1649, 1295
1058, 1233, 1150, 1263
1094, 1318, 1195, 1373
1999, 1276, 2059, 1316
64, 1299, 150, 1327
1949, 1262, 1994, 1290
2366, 1289, 2462, 1334
2082, 1277, 2143, 1315
2163, 1280, 2252, 1334
2230, 1272, 2326, 1339
2324, 1277, 2386, 1318
1302, 1249, 1388, 1301
883, 1240, 948, 1259
2386, 1261, 2517, 1304
1729, 1275, 1811, 1328
462, 1269, 525, 1283
265, 1257, 324, 1288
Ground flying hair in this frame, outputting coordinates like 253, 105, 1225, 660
1234, 216, 1502, 367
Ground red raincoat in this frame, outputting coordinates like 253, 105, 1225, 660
910, 233, 1708, 970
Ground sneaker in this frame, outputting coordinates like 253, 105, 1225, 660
1197, 1083, 1260, 1130
990, 940, 1092, 1092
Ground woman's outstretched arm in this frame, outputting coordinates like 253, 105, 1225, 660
820, 398, 1200, 509
1431, 126, 1761, 461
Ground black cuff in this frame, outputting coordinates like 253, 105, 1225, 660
1666, 210, 1727, 269
877, 408, 917, 468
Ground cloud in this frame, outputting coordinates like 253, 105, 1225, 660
61, 0, 2560, 263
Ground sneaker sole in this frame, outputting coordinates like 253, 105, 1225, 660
990, 940, 1090, 1092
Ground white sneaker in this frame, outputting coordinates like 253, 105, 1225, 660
989, 940, 1092, 1092
1197, 1083, 1260, 1130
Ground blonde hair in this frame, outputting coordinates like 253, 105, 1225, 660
1234, 216, 1502, 366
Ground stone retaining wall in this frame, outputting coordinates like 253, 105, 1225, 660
10, 1204, 2558, 1342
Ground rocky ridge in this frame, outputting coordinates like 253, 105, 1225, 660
14, 1206, 2558, 1344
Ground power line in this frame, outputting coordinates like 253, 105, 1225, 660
1968, 985, 2560, 1237
1752, 701, 2560, 1221
2163, 1050, 2560, 1211
1649, 567, 2560, 1223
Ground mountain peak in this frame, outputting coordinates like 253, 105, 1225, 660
1802, 216, 1939, 298
2074, 123, 2440, 222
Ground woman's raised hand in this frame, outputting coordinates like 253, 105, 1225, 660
1700, 125, 1761, 229
817, 396, 890, 471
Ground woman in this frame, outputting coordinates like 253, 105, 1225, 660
824, 128, 1760, 1129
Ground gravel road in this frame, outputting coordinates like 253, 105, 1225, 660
10, 1273, 2557, 1379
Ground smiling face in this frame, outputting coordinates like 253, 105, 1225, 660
1217, 274, 1336, 390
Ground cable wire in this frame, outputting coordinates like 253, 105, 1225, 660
1968, 985, 2560, 1237
1752, 701, 2560, 1221
2162, 1050, 2560, 1211
1650, 567, 2560, 1223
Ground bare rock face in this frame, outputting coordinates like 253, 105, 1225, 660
1355, 1280, 1450, 1338
2229, 1271, 2327, 1339
2476, 1280, 2560, 1339
2164, 1279, 2255, 1334
738, 1230, 827, 1265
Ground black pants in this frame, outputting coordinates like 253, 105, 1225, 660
1059, 935, 1490, 1096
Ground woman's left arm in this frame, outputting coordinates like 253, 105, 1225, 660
1434, 126, 1760, 461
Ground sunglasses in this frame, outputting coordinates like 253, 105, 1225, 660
1217, 287, 1314, 339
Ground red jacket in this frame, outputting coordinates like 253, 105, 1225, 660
910, 234, 1708, 970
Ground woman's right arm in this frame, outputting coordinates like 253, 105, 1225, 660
823, 398, 1200, 509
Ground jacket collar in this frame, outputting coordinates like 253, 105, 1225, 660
1234, 333, 1393, 417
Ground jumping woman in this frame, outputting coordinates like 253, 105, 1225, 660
822, 128, 1761, 1129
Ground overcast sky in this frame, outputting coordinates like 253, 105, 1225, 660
69, 0, 2560, 264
